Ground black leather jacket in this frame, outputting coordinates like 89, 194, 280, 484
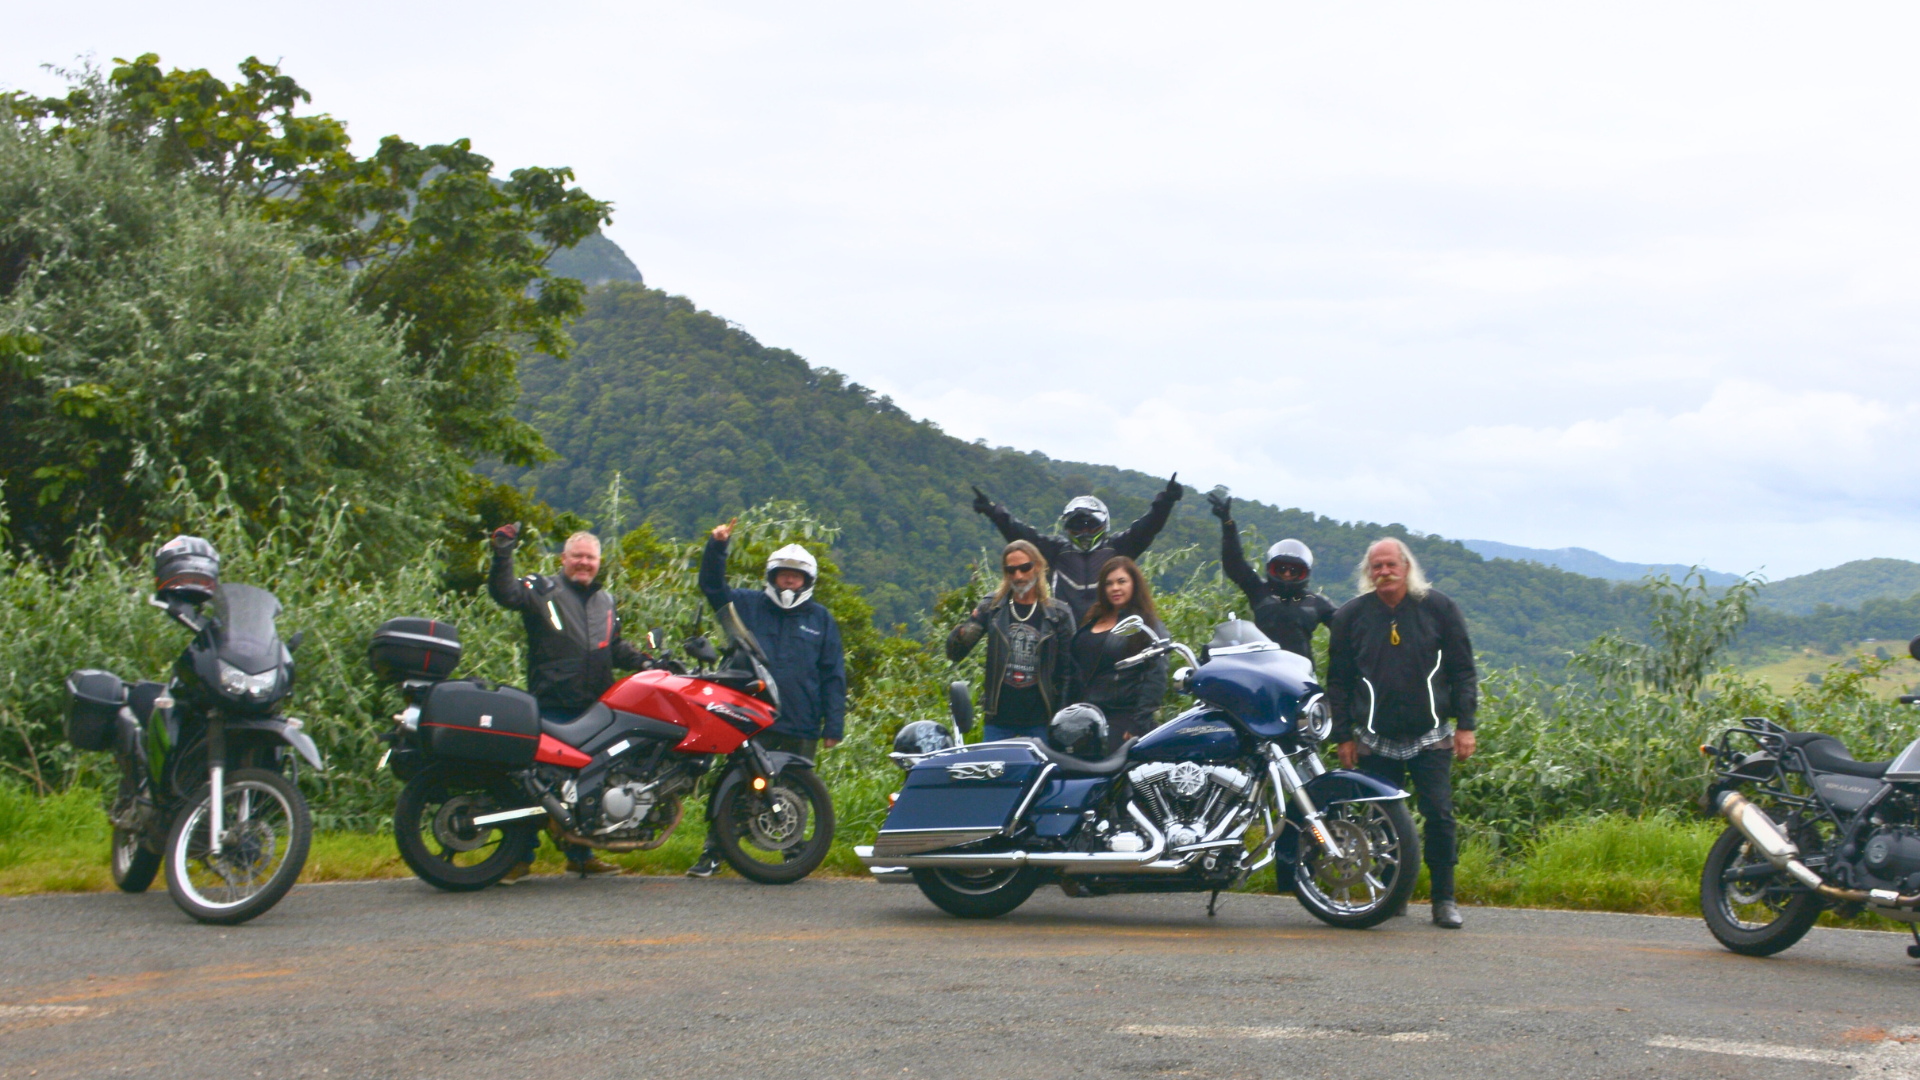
1326, 589, 1479, 744
1068, 616, 1169, 726
981, 488, 1180, 625
489, 552, 648, 713
946, 594, 1076, 725
1220, 520, 1336, 665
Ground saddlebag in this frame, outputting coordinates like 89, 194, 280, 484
419, 680, 540, 766
369, 617, 463, 684
66, 669, 128, 752
873, 742, 1051, 857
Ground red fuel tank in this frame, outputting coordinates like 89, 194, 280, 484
600, 670, 777, 755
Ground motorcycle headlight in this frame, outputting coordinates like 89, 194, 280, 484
1299, 694, 1332, 743
217, 660, 279, 699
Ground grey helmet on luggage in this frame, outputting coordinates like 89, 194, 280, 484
1048, 702, 1109, 757
1264, 538, 1314, 598
1060, 496, 1110, 552
764, 543, 818, 609
893, 719, 957, 757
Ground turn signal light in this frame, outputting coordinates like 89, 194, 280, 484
888, 792, 899, 806
1699, 744, 1713, 755
752, 776, 768, 791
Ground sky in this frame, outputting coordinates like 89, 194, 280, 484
8, 2, 1918, 578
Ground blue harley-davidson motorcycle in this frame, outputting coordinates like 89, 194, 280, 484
856, 617, 1420, 926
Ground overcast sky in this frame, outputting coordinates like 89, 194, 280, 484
9, 3, 1918, 577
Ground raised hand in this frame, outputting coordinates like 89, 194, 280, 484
1207, 491, 1232, 522
971, 485, 994, 515
711, 519, 736, 543
1163, 473, 1183, 500
490, 522, 520, 552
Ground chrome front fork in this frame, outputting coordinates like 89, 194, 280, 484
1266, 746, 1343, 860
206, 717, 226, 855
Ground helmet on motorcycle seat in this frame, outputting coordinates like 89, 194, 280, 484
1048, 702, 1109, 757
764, 544, 818, 610
154, 535, 220, 604
1264, 538, 1313, 597
1060, 497, 1110, 552
893, 720, 956, 757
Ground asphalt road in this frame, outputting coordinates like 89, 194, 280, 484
3, 874, 1918, 1080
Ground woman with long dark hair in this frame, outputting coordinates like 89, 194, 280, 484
1069, 556, 1169, 751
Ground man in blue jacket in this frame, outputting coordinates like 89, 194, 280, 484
688, 520, 847, 878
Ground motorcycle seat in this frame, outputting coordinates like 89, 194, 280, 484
540, 702, 615, 747
1017, 736, 1140, 776
1784, 731, 1890, 779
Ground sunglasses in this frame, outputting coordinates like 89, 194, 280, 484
1003, 562, 1036, 576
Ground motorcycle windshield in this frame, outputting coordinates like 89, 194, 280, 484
208, 584, 283, 674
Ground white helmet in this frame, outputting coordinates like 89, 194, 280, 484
765, 543, 818, 609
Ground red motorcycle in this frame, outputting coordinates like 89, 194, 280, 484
371, 606, 833, 889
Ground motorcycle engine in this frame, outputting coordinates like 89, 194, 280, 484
1860, 826, 1920, 892
1125, 761, 1254, 851
596, 765, 695, 836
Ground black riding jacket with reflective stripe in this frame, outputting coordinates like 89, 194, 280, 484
1325, 589, 1479, 744
489, 552, 648, 713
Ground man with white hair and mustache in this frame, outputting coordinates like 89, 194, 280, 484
1325, 537, 1480, 929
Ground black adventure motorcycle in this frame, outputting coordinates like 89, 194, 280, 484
1698, 633, 1920, 959
67, 537, 320, 924
857, 616, 1420, 925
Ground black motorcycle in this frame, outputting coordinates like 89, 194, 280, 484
1698, 634, 1920, 958
68, 538, 319, 925
858, 616, 1420, 926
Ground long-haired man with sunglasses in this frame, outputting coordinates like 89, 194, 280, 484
946, 540, 1076, 742
1207, 493, 1336, 666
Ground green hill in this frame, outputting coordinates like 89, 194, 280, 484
1756, 559, 1920, 616
498, 283, 1650, 670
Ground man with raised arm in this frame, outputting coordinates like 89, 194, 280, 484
969, 476, 1184, 626
1207, 492, 1336, 665
1325, 537, 1479, 929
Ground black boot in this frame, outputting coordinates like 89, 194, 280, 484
1429, 863, 1461, 928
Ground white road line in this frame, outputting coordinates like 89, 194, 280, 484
0, 1005, 92, 1019
1649, 1034, 1920, 1078
1117, 1024, 1447, 1043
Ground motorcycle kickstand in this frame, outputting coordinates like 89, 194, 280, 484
1207, 889, 1222, 918
1907, 924, 1920, 960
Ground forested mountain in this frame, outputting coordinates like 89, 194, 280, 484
1461, 540, 1741, 587
499, 283, 1652, 670
1754, 559, 1920, 616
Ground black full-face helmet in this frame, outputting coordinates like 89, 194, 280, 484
893, 720, 957, 756
1048, 702, 1109, 757
1060, 497, 1110, 552
1264, 538, 1314, 598
154, 535, 220, 604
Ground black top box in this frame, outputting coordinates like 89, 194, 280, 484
369, 617, 462, 684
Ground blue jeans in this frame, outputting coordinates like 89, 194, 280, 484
981, 722, 1047, 743
538, 707, 591, 863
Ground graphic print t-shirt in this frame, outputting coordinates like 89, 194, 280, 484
995, 602, 1049, 727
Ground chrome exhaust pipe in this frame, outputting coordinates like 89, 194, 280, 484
1714, 791, 1920, 908
857, 803, 1184, 875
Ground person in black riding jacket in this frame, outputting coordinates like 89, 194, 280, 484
971, 476, 1184, 626
1068, 556, 1169, 753
489, 524, 651, 879
1325, 537, 1479, 929
1207, 492, 1336, 666
687, 520, 847, 879
947, 540, 1077, 742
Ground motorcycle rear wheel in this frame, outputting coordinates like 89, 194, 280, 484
111, 826, 162, 893
1291, 798, 1420, 929
1700, 822, 1822, 956
395, 764, 538, 892
912, 866, 1042, 918
713, 767, 834, 884
164, 767, 311, 925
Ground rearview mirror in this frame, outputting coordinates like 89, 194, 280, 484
1111, 614, 1150, 638
947, 681, 975, 735
684, 636, 719, 666
287, 630, 306, 653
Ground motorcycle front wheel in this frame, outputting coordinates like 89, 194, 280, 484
713, 767, 835, 884
1700, 822, 1822, 956
912, 866, 1042, 919
164, 767, 311, 925
394, 763, 538, 892
111, 826, 162, 893
1291, 798, 1420, 929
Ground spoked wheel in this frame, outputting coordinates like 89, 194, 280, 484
713, 767, 835, 884
1700, 822, 1823, 956
394, 763, 538, 893
164, 767, 311, 925
1292, 798, 1420, 929
912, 866, 1042, 919
111, 826, 162, 894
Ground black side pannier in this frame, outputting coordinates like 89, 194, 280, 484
67, 669, 127, 752
370, 617, 462, 684
420, 680, 540, 766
